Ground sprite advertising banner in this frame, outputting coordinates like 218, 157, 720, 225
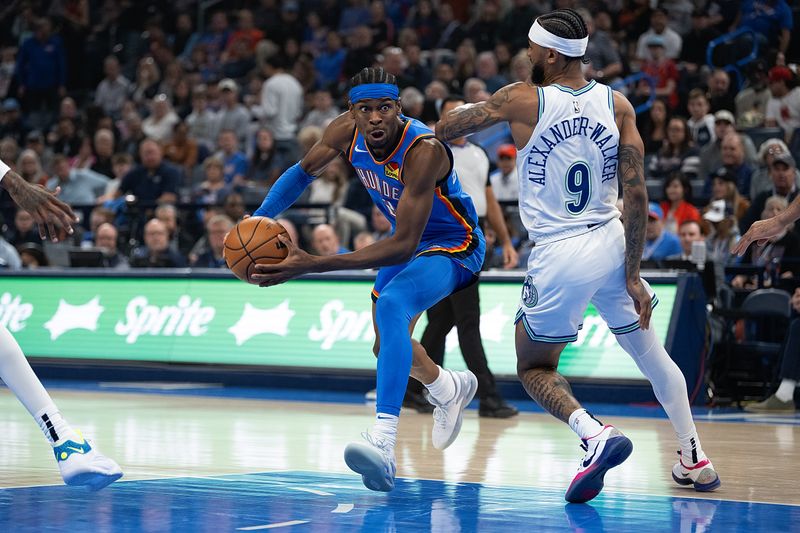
0, 276, 675, 379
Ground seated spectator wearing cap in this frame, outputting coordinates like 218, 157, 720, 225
698, 109, 758, 182
17, 243, 47, 269
741, 152, 799, 234
489, 144, 518, 202
702, 199, 740, 276
660, 173, 701, 235
0, 98, 25, 145
649, 117, 700, 179
732, 195, 800, 290
638, 34, 679, 109
667, 220, 705, 262
216, 78, 252, 147
707, 166, 751, 224
765, 66, 800, 142
750, 138, 800, 199
643, 202, 682, 261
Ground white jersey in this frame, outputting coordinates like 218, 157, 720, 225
516, 80, 621, 244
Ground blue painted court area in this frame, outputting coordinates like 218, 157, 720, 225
1, 471, 796, 532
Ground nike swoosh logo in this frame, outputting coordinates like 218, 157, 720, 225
582, 444, 599, 468
354, 146, 367, 153
65, 446, 87, 454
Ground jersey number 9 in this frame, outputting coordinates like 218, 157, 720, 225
564, 161, 591, 215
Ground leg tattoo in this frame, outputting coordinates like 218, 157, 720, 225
520, 368, 582, 423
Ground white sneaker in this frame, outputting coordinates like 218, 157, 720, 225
54, 432, 123, 491
429, 369, 478, 450
565, 425, 633, 503
344, 432, 397, 492
672, 452, 721, 492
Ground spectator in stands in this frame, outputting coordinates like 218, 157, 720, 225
698, 110, 758, 182
0, 236, 21, 269
194, 157, 229, 206
434, 3, 465, 50
707, 69, 736, 113
46, 154, 108, 205
224, 9, 263, 57
6, 209, 42, 247
579, 9, 623, 84
191, 214, 234, 268
639, 35, 679, 110
738, 0, 793, 57
24, 131, 52, 173
94, 222, 128, 270
253, 55, 303, 167
0, 98, 25, 145
687, 89, 716, 148
222, 192, 246, 222
741, 152, 799, 234
702, 200, 740, 275
636, 8, 682, 62
142, 94, 180, 144
713, 133, 754, 196
17, 149, 47, 186
732, 195, 800, 289
163, 121, 198, 176
643, 202, 682, 261
90, 129, 115, 178
49, 117, 81, 157
214, 129, 248, 186
745, 288, 800, 413
736, 60, 771, 128
660, 173, 701, 235
155, 203, 194, 255
369, 204, 392, 242
0, 47, 15, 101
679, 9, 720, 76
639, 98, 670, 154
247, 127, 281, 184
130, 57, 160, 108
490, 144, 519, 202
18, 243, 47, 269
667, 220, 705, 261
380, 47, 411, 89
94, 55, 129, 119
197, 11, 230, 66
276, 217, 300, 248
216, 79, 251, 148
174, 13, 200, 60
765, 66, 800, 142
314, 31, 346, 89
79, 206, 115, 246
300, 90, 340, 130
118, 112, 146, 158
353, 230, 375, 251
475, 52, 507, 94
650, 117, 700, 179
118, 139, 180, 204
750, 139, 799, 198
15, 18, 66, 129
98, 153, 133, 203
311, 223, 349, 255
399, 87, 424, 119
707, 169, 751, 225
185, 86, 219, 152
130, 218, 187, 268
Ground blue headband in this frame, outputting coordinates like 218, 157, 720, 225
348, 83, 399, 103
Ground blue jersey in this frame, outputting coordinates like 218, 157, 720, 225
347, 117, 485, 274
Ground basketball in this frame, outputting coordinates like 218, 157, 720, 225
223, 216, 289, 284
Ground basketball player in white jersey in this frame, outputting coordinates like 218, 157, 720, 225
436, 9, 719, 503
0, 159, 122, 490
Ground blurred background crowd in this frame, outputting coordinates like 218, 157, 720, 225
0, 0, 797, 281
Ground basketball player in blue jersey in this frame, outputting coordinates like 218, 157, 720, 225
435, 9, 720, 503
250, 67, 486, 492
0, 160, 122, 490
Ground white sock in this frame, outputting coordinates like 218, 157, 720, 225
372, 413, 398, 450
616, 327, 706, 464
424, 367, 456, 404
0, 325, 78, 446
568, 408, 605, 440
775, 379, 797, 402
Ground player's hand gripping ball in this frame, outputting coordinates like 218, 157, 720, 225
223, 216, 290, 284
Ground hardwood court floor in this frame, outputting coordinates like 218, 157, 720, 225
1, 387, 798, 507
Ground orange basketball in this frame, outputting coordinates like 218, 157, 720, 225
223, 216, 289, 284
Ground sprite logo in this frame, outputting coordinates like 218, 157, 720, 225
309, 300, 375, 350
114, 295, 215, 344
0, 292, 33, 332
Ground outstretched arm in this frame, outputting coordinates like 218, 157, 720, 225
0, 163, 77, 242
615, 92, 651, 329
252, 139, 448, 286
733, 195, 800, 256
253, 113, 352, 217
435, 83, 526, 142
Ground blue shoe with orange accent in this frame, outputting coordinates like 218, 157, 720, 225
565, 425, 633, 503
672, 452, 721, 492
54, 432, 123, 491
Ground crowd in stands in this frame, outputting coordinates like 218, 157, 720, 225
0, 0, 798, 283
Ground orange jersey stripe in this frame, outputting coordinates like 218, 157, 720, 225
397, 133, 435, 184
366, 121, 412, 166
423, 188, 473, 254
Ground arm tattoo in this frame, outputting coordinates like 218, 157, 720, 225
618, 143, 647, 281
436, 88, 511, 141
520, 368, 581, 423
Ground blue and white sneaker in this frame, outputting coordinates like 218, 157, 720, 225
565, 425, 633, 503
429, 369, 478, 450
54, 432, 123, 491
344, 432, 396, 492
672, 451, 721, 492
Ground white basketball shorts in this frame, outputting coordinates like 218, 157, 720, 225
515, 218, 658, 343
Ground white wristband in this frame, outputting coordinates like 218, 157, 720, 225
0, 159, 9, 183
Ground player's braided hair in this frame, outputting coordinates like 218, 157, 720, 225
536, 9, 590, 64
349, 67, 398, 90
